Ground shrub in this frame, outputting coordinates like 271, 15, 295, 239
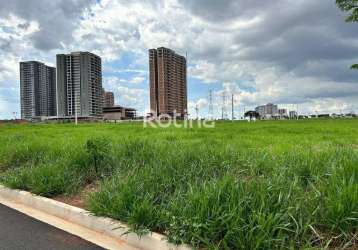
85, 137, 112, 177
1, 164, 79, 197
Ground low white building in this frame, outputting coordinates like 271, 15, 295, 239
289, 111, 298, 119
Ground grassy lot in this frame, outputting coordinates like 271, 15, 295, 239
0, 119, 357, 249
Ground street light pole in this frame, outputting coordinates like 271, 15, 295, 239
75, 85, 78, 125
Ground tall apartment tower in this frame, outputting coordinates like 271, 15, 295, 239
102, 88, 115, 107
56, 52, 102, 118
149, 47, 187, 118
20, 61, 56, 120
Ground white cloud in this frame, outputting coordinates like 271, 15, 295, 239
103, 76, 148, 113
1, 0, 358, 119
188, 98, 208, 118
129, 76, 145, 85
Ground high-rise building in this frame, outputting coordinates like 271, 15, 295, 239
102, 88, 115, 107
20, 61, 56, 120
265, 103, 278, 116
255, 103, 279, 119
56, 52, 102, 118
149, 47, 187, 118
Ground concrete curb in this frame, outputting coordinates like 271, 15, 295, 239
0, 185, 191, 250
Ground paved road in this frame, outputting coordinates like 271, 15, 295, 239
0, 203, 104, 250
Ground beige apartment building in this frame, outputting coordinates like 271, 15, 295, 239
102, 88, 114, 107
149, 47, 187, 119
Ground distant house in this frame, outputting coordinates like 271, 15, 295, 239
102, 106, 136, 121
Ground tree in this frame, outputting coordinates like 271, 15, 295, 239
351, 64, 358, 69
336, 0, 358, 69
244, 111, 260, 120
337, 0, 358, 21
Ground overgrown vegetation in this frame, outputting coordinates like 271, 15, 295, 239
0, 120, 357, 249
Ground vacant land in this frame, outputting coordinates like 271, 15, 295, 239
0, 120, 357, 249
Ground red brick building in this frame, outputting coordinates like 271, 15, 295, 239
149, 47, 187, 119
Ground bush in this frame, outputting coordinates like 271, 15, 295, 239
85, 137, 112, 177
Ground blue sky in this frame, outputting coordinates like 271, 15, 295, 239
1, 0, 358, 120
101, 51, 226, 118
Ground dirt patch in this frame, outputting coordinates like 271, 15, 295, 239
310, 226, 357, 250
54, 182, 99, 209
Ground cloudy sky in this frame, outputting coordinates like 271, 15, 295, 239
0, 0, 358, 119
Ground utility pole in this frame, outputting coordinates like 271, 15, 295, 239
75, 110, 78, 125
195, 104, 199, 120
231, 94, 234, 121
221, 92, 226, 120
222, 93, 224, 120
209, 90, 214, 120
296, 104, 299, 120
75, 92, 78, 125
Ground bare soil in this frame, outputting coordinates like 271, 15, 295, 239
54, 182, 99, 209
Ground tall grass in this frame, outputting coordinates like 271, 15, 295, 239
0, 120, 357, 248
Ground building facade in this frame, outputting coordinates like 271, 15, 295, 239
255, 103, 278, 119
255, 105, 266, 118
265, 103, 278, 116
289, 111, 298, 119
278, 108, 288, 117
56, 52, 102, 118
102, 106, 136, 120
20, 61, 56, 120
102, 88, 115, 107
149, 47, 187, 118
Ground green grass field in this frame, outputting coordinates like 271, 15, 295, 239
0, 119, 357, 249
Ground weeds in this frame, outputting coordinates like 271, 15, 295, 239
0, 120, 357, 249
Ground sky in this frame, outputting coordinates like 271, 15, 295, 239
0, 0, 358, 119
